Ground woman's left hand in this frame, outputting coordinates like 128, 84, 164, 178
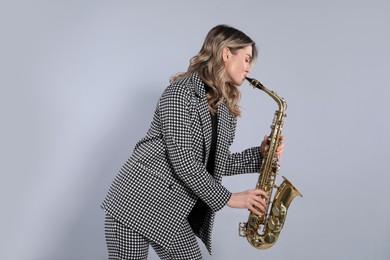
260, 135, 285, 161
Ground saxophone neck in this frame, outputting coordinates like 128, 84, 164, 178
245, 77, 287, 113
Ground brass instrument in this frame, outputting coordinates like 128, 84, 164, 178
238, 77, 302, 249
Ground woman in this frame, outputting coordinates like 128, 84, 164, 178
101, 24, 284, 260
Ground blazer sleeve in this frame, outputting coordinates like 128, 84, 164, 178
159, 84, 231, 213
223, 146, 263, 176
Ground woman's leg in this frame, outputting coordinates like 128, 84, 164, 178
104, 214, 149, 260
151, 219, 203, 260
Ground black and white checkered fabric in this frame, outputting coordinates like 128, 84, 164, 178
105, 214, 202, 260
102, 72, 262, 255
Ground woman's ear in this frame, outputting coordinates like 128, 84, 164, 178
222, 47, 230, 62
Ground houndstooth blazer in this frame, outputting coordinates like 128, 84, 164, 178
101, 72, 262, 254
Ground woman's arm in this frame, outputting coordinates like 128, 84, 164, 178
223, 146, 263, 176
224, 135, 284, 176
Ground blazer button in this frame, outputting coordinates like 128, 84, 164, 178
168, 184, 174, 190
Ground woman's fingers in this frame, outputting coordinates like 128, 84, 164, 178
260, 135, 285, 161
276, 135, 285, 160
227, 189, 269, 216
249, 189, 268, 215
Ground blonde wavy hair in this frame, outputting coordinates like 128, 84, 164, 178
171, 24, 257, 117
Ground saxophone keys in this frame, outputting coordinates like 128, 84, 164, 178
254, 235, 265, 246
238, 222, 247, 237
272, 202, 287, 217
264, 233, 276, 244
249, 215, 259, 227
279, 203, 287, 216
267, 218, 277, 230
272, 206, 280, 216
268, 217, 283, 233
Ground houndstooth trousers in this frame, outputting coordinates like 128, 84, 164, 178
104, 214, 203, 260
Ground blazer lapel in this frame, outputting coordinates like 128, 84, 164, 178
214, 101, 236, 176
193, 74, 212, 163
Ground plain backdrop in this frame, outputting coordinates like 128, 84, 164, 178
1, 0, 389, 259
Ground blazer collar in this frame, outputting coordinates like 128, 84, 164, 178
192, 72, 206, 99
192, 73, 212, 163
191, 72, 236, 168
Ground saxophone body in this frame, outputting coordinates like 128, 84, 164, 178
238, 77, 302, 250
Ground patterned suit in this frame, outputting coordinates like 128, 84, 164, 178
101, 72, 262, 254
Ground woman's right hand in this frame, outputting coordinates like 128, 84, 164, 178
227, 189, 269, 216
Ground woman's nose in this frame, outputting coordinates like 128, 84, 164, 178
246, 64, 251, 73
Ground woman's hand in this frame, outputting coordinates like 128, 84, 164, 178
260, 135, 285, 161
227, 189, 269, 216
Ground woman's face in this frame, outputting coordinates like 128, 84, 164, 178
223, 45, 253, 86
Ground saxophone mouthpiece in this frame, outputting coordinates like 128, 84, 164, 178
245, 77, 255, 84
246, 77, 264, 89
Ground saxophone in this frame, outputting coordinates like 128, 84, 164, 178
238, 77, 302, 249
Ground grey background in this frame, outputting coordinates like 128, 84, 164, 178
1, 0, 389, 259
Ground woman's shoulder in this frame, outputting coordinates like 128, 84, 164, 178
164, 72, 204, 98
171, 72, 202, 88
170, 72, 195, 86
